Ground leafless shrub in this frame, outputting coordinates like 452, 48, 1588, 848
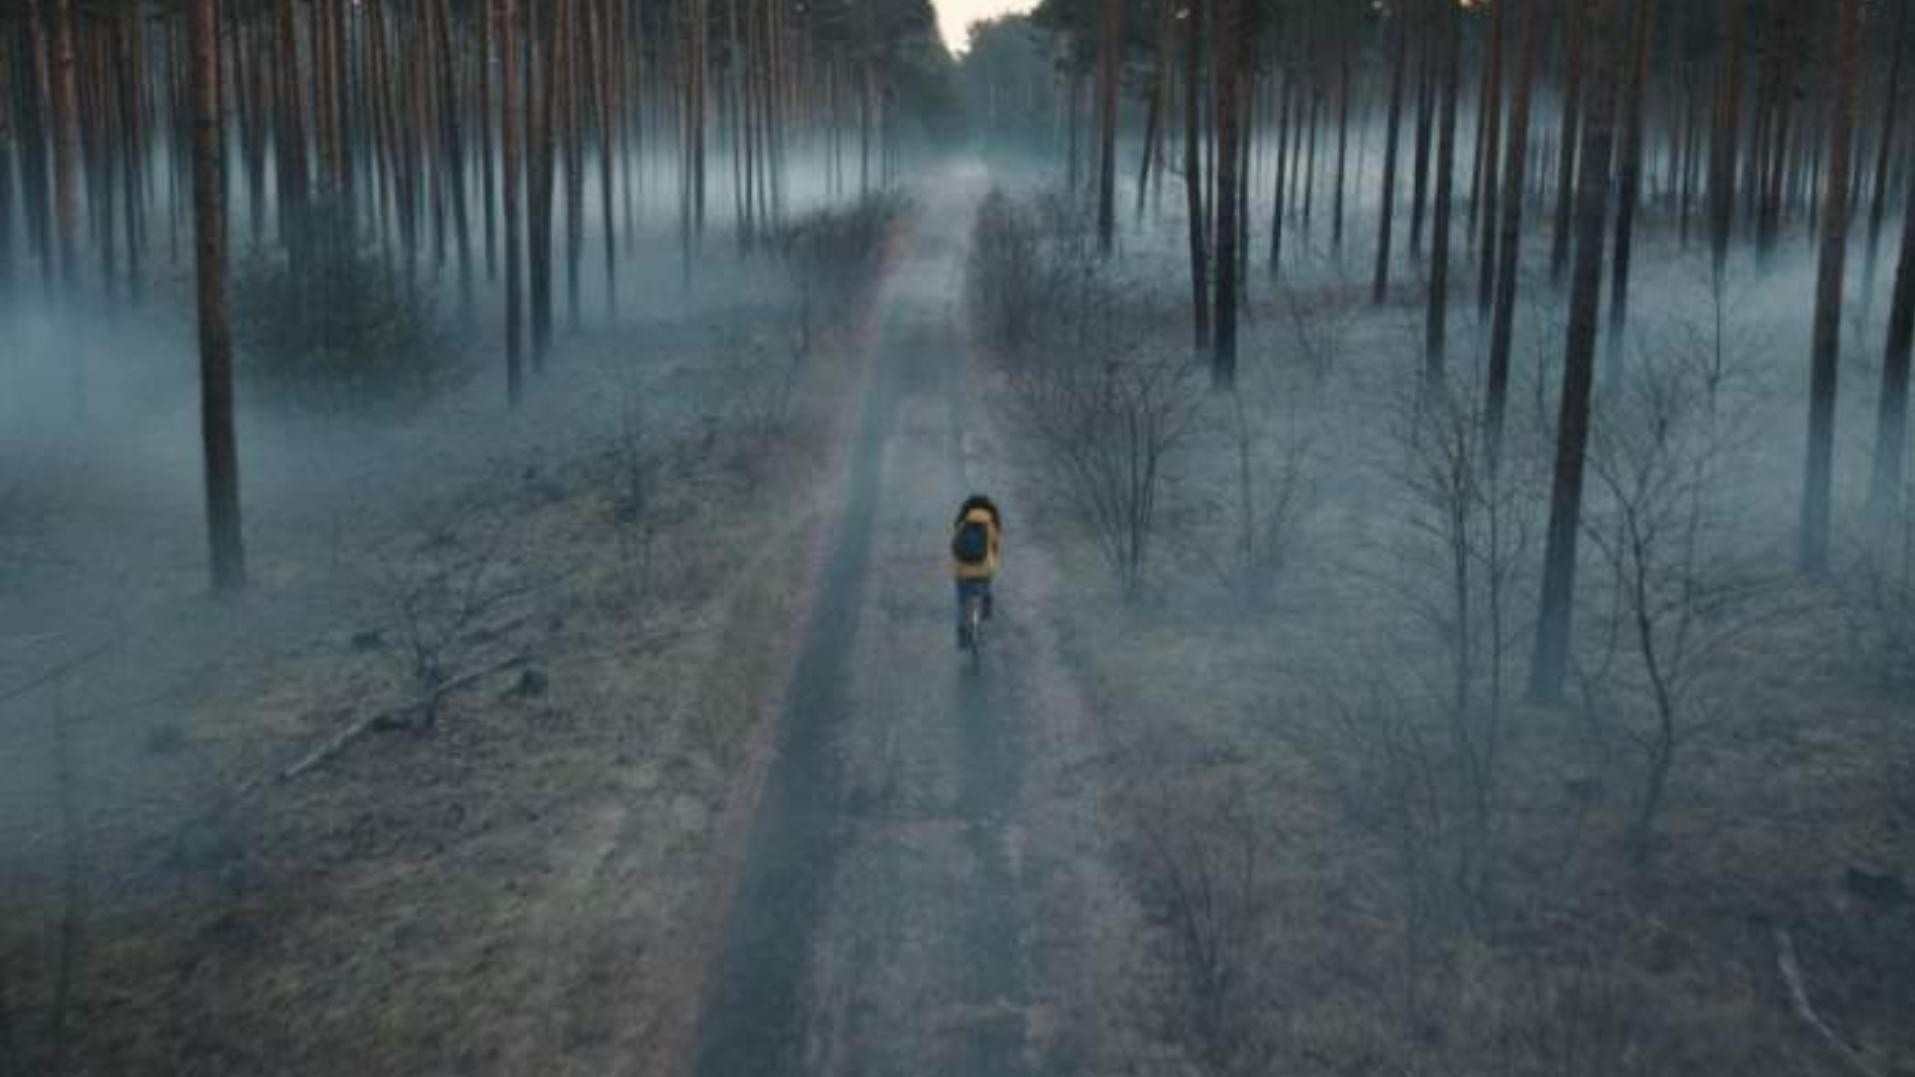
965, 190, 1047, 352
1142, 295, 1327, 605
1230, 394, 1313, 602
776, 191, 906, 340
970, 199, 1194, 599
1576, 324, 1778, 866
605, 394, 663, 604
1007, 349, 1201, 596
965, 188, 1119, 360
379, 504, 546, 727
725, 324, 808, 450
1364, 373, 1546, 907
1319, 691, 1477, 1037
1125, 779, 1275, 1073
1274, 281, 1357, 382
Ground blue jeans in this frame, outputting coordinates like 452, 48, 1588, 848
955, 578, 993, 637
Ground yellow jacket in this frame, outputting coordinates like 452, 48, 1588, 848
952, 508, 1002, 580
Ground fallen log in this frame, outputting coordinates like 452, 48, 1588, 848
231, 652, 528, 801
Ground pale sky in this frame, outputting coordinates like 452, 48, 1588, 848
934, 0, 1038, 56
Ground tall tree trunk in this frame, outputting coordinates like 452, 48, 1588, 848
1184, 0, 1210, 353
0, 38, 13, 286
1212, 0, 1240, 388
1137, 0, 1173, 222
561, 0, 584, 328
1757, 16, 1794, 261
1800, 0, 1862, 576
1095, 0, 1122, 255
49, 0, 81, 289
1410, 0, 1435, 258
1709, 0, 1744, 282
1332, 11, 1351, 252
1423, 0, 1460, 387
1067, 64, 1083, 194
1863, 1, 1908, 316
1679, 60, 1698, 245
1550, 0, 1586, 284
1606, 0, 1655, 384
328, 0, 352, 202
1486, 0, 1546, 471
1531, 0, 1623, 703
1870, 142, 1915, 523
530, 0, 555, 364
275, 0, 310, 251
315, 0, 338, 196
728, 0, 746, 243
189, 0, 246, 593
1270, 72, 1290, 277
499, 0, 524, 404
17, 2, 55, 286
434, 0, 475, 311
1302, 72, 1318, 229
1475, 0, 1504, 315
1373, 1, 1407, 303
480, 0, 499, 281
233, 7, 266, 254
594, 0, 618, 316
120, 7, 147, 302
690, 0, 707, 239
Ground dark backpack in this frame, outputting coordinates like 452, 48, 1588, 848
953, 519, 990, 564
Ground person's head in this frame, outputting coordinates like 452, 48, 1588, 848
958, 494, 999, 525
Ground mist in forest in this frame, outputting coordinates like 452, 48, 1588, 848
4, 0, 1915, 1075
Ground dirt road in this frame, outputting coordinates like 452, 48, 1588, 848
692, 168, 1116, 1077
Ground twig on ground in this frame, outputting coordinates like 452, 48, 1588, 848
1773, 927, 1883, 1077
228, 651, 528, 803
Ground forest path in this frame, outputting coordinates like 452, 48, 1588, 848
691, 165, 1113, 1077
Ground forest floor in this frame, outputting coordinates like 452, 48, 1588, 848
0, 228, 889, 1073
7, 163, 1915, 1077
961, 184, 1915, 1074
1, 165, 1154, 1077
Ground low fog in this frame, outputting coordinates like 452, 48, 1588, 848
5, 1, 1914, 1075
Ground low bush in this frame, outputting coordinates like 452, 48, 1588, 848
777, 191, 907, 343
235, 203, 452, 415
965, 189, 1107, 358
1007, 350, 1199, 596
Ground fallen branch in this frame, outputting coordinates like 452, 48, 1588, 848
1773, 926, 1883, 1077
229, 652, 528, 803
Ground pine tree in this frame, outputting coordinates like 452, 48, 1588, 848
189, 0, 246, 593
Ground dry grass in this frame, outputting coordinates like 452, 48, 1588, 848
1040, 578, 1914, 1076
964, 199, 1915, 1076
0, 280, 879, 1075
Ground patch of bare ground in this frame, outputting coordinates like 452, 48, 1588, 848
0, 272, 886, 1075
